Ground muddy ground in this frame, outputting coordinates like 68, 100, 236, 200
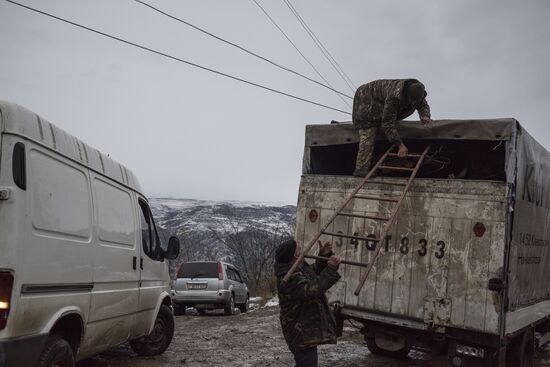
78, 305, 550, 367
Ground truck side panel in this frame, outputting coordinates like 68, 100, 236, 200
296, 176, 508, 335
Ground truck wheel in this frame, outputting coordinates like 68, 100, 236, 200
364, 334, 409, 359
224, 295, 235, 316
507, 330, 534, 367
239, 296, 250, 314
130, 305, 174, 356
37, 335, 75, 367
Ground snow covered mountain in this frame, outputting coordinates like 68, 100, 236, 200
149, 198, 296, 262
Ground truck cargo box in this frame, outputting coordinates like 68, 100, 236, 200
295, 119, 550, 366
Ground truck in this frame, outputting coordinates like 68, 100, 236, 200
0, 101, 180, 367
295, 118, 550, 367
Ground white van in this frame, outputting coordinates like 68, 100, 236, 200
0, 101, 180, 367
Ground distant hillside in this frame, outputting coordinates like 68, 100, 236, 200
150, 198, 296, 263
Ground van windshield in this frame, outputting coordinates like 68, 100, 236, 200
178, 262, 218, 279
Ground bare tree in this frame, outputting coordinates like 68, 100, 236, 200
208, 213, 294, 294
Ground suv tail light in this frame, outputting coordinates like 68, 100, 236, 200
217, 262, 223, 280
0, 272, 14, 330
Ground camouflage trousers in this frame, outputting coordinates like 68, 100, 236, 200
354, 121, 403, 174
354, 127, 377, 174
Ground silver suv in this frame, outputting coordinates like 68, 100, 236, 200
172, 261, 249, 316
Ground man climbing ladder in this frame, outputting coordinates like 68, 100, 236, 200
352, 79, 432, 177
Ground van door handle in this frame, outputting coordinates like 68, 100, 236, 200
133, 256, 137, 270
140, 257, 144, 270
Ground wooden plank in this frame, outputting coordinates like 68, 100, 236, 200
408, 215, 432, 319
464, 221, 492, 330
390, 206, 415, 316
448, 218, 470, 328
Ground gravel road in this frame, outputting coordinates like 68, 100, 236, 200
77, 306, 550, 367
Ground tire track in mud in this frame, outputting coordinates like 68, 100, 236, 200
78, 306, 550, 367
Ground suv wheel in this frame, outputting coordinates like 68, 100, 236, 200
130, 305, 174, 356
37, 335, 75, 367
224, 295, 235, 316
239, 296, 250, 314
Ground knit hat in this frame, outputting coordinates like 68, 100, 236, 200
275, 239, 297, 263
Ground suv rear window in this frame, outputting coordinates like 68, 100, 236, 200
177, 262, 218, 279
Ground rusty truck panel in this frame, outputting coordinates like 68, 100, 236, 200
296, 175, 508, 335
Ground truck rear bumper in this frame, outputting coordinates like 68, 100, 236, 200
0, 333, 48, 367
339, 306, 503, 366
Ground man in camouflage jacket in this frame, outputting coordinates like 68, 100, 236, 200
352, 79, 432, 177
274, 239, 341, 367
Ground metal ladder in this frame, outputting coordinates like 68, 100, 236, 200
283, 144, 431, 296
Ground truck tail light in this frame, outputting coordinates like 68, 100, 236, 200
0, 272, 14, 330
217, 261, 224, 280
473, 222, 486, 237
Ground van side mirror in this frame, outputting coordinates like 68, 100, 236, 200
165, 236, 180, 260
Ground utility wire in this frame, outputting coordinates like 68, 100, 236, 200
5, 0, 351, 116
132, 0, 352, 100
251, 0, 351, 110
282, 0, 357, 91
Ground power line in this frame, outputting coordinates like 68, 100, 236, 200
282, 0, 357, 91
5, 0, 351, 116
251, 0, 351, 110
132, 0, 352, 100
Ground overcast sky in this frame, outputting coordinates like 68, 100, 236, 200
1, 0, 549, 204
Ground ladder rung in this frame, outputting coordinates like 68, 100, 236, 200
322, 231, 380, 242
304, 254, 369, 268
377, 165, 414, 172
387, 153, 422, 158
367, 180, 407, 186
337, 212, 389, 221
353, 195, 398, 202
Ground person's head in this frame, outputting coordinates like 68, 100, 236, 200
275, 238, 298, 264
407, 81, 426, 103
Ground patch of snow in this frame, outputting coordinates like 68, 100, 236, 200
249, 297, 263, 304
264, 296, 279, 307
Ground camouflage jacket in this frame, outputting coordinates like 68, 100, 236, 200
352, 79, 431, 130
275, 258, 341, 351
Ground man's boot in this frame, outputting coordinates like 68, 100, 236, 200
352, 167, 370, 178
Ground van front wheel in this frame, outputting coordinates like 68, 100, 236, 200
130, 305, 175, 356
37, 335, 75, 367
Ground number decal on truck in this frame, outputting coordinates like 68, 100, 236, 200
435, 240, 446, 259
350, 232, 359, 249
365, 234, 377, 251
400, 237, 410, 254
335, 232, 344, 247
418, 239, 428, 257
384, 236, 391, 253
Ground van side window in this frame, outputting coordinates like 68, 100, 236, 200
138, 200, 162, 261
13, 142, 26, 190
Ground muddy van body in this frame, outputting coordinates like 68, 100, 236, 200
295, 119, 550, 366
0, 101, 179, 367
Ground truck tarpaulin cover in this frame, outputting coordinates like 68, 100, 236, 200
302, 119, 550, 310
